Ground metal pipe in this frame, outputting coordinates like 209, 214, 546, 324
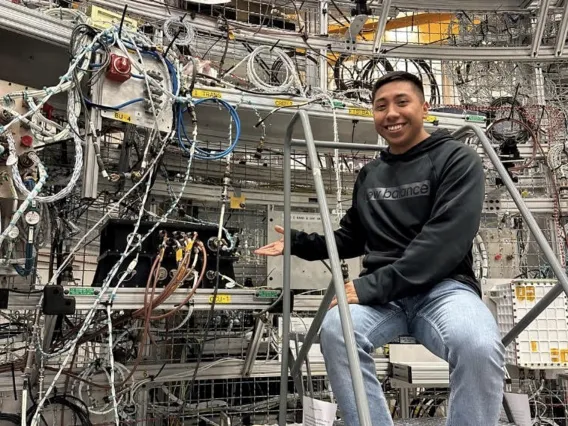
531, 0, 551, 57
282, 111, 372, 426
290, 139, 385, 151
555, 0, 568, 56
372, 0, 392, 54
291, 280, 336, 376
453, 124, 568, 343
280, 124, 294, 425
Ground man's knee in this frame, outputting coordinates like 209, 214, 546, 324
320, 306, 343, 348
320, 306, 372, 353
451, 328, 505, 370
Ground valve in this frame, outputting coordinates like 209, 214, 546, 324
106, 54, 132, 83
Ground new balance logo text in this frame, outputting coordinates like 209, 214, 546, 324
367, 180, 431, 201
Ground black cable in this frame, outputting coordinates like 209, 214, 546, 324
0, 413, 21, 425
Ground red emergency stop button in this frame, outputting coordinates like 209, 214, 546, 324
20, 135, 33, 148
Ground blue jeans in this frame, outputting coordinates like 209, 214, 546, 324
320, 279, 505, 426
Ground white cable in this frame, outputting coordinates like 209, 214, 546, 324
225, 45, 305, 95
7, 88, 83, 203
164, 17, 195, 46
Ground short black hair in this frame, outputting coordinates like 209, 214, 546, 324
371, 71, 425, 102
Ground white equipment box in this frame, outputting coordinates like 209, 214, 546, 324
492, 279, 568, 368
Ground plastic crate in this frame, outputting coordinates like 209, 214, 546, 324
492, 279, 568, 368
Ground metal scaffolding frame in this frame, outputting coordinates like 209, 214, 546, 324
279, 112, 568, 424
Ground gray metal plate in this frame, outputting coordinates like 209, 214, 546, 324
267, 209, 362, 290
99, 47, 173, 133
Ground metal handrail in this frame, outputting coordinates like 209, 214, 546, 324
280, 110, 373, 426
279, 117, 568, 425
454, 124, 568, 345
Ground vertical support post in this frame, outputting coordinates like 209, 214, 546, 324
82, 71, 102, 199
280, 111, 372, 426
372, 0, 392, 54
531, 0, 551, 58
555, 0, 568, 56
319, 0, 329, 93
453, 125, 568, 343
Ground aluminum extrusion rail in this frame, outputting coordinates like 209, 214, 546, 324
2, 0, 564, 61
6, 287, 326, 311
0, 358, 390, 393
0, 1, 73, 47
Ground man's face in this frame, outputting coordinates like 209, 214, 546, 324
372, 80, 429, 153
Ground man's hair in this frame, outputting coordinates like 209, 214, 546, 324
371, 71, 425, 102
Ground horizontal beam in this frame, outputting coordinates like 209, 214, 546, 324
0, 357, 389, 392
1, 1, 566, 61
7, 287, 325, 312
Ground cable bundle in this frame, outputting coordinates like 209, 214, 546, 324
177, 98, 241, 160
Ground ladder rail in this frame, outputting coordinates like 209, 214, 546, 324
454, 124, 568, 346
280, 110, 373, 426
279, 117, 565, 425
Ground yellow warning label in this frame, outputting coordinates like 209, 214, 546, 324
348, 108, 372, 117
551, 348, 560, 362
192, 89, 222, 99
209, 294, 231, 304
230, 194, 246, 209
530, 341, 538, 352
525, 286, 536, 301
424, 115, 439, 124
561, 349, 568, 363
275, 99, 294, 107
113, 111, 132, 124
175, 249, 183, 262
515, 286, 526, 301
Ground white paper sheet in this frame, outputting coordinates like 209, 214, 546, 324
302, 396, 337, 426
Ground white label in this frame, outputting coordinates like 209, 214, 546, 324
302, 396, 337, 426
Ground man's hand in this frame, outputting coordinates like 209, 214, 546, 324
329, 281, 359, 309
254, 226, 284, 256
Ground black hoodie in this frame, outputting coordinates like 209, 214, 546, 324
290, 129, 485, 305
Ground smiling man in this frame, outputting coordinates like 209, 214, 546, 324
255, 71, 505, 426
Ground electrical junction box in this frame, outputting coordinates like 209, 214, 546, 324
98, 47, 173, 134
266, 209, 362, 290
491, 279, 568, 368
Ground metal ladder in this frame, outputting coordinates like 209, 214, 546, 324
278, 110, 568, 426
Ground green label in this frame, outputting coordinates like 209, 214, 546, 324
68, 287, 95, 296
465, 115, 486, 123
256, 289, 281, 299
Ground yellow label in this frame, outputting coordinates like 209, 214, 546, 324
91, 6, 138, 31
348, 108, 372, 117
113, 111, 132, 124
561, 349, 568, 363
209, 294, 231, 304
175, 249, 183, 262
192, 89, 222, 99
530, 341, 538, 352
525, 286, 536, 302
515, 286, 526, 301
230, 194, 246, 209
424, 115, 438, 123
551, 348, 560, 362
275, 99, 294, 107
186, 241, 194, 251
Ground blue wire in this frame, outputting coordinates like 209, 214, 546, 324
176, 98, 241, 161
83, 97, 145, 111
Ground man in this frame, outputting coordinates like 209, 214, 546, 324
255, 71, 505, 426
